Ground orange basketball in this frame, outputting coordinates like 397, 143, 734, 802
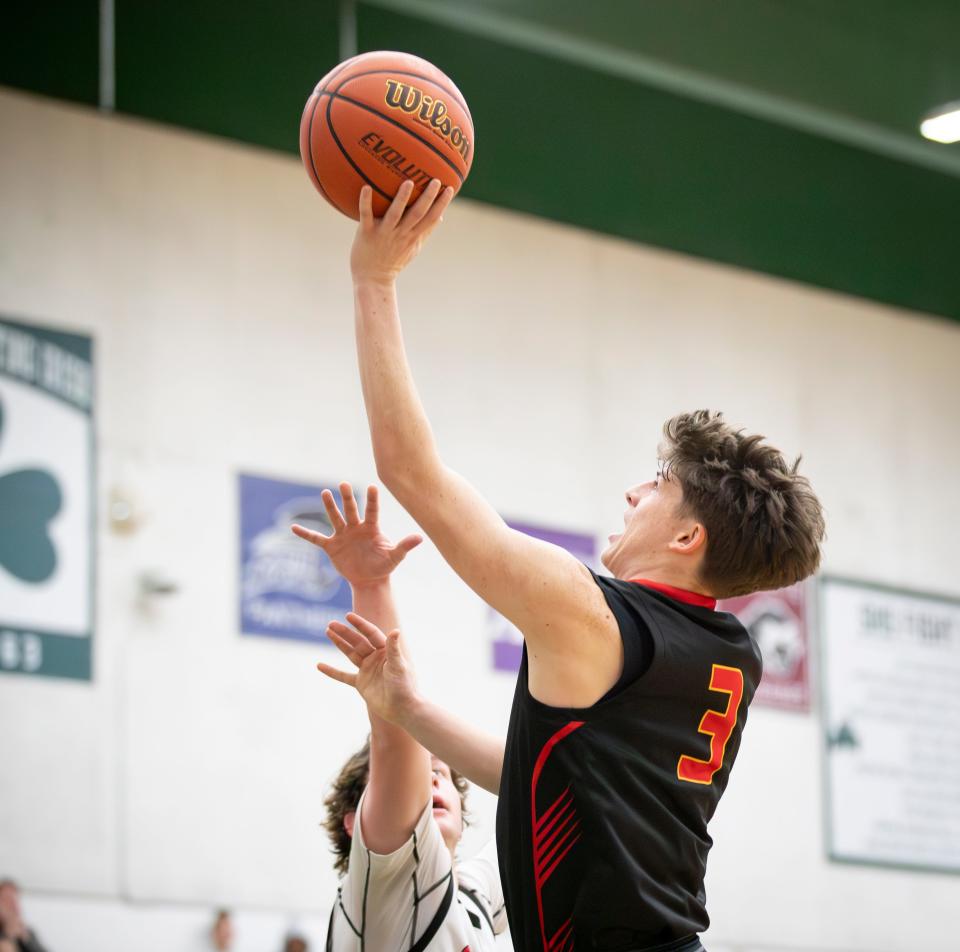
299, 51, 474, 220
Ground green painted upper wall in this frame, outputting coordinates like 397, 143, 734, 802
114, 0, 339, 153
449, 0, 960, 135
1, 1, 99, 106
3, 1, 959, 323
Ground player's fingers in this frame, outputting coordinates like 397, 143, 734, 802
395, 533, 423, 557
321, 489, 348, 532
340, 482, 361, 525
344, 612, 388, 648
416, 186, 455, 238
401, 178, 443, 230
359, 186, 374, 228
386, 630, 403, 658
326, 628, 366, 667
364, 484, 380, 526
291, 523, 332, 547
317, 662, 358, 689
328, 620, 376, 656
383, 180, 415, 228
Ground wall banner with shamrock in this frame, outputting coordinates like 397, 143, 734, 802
0, 316, 94, 680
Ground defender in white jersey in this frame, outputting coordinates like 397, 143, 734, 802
327, 756, 506, 950
292, 483, 507, 952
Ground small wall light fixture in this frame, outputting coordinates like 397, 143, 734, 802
920, 101, 960, 143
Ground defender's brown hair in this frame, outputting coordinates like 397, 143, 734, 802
659, 410, 825, 598
323, 738, 470, 876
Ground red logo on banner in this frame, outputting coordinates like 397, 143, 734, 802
718, 581, 810, 712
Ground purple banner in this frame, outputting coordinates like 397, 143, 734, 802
238, 473, 354, 644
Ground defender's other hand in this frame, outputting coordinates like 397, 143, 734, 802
291, 483, 421, 588
350, 179, 455, 286
318, 612, 419, 725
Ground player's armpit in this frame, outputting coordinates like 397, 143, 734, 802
383, 460, 623, 702
351, 277, 619, 698
382, 459, 595, 625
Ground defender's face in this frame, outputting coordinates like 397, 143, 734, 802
430, 757, 464, 851
601, 470, 686, 578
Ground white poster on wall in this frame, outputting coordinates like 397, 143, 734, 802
821, 576, 960, 873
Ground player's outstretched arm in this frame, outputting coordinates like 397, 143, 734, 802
292, 483, 429, 855
350, 185, 620, 705
321, 612, 504, 794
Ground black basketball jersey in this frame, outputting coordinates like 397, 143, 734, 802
495, 573, 763, 952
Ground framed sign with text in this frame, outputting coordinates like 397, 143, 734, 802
821, 576, 960, 874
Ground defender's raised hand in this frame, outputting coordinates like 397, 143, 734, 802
319, 612, 419, 726
291, 483, 421, 588
350, 179, 455, 286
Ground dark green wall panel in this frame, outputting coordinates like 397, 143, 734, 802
443, 0, 960, 136
1, 1, 99, 106
115, 0, 340, 153
3, 1, 958, 324
359, 7, 960, 323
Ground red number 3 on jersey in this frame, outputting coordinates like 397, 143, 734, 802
677, 664, 745, 785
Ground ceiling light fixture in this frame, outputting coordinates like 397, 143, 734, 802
920, 101, 960, 144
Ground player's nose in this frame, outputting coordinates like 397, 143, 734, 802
626, 481, 656, 507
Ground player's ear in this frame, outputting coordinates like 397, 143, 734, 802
670, 522, 707, 557
343, 811, 356, 838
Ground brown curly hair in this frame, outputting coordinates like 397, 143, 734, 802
659, 410, 825, 598
323, 737, 471, 876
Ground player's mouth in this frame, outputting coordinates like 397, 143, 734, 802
432, 795, 448, 814
607, 532, 621, 543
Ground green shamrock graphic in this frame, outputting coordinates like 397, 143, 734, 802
0, 398, 63, 583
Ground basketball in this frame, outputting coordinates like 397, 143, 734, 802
299, 51, 474, 220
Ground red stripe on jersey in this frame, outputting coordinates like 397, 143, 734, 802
548, 917, 574, 951
531, 720, 584, 952
628, 578, 717, 610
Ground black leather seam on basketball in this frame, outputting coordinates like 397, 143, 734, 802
324, 93, 394, 201
332, 67, 472, 121
306, 93, 337, 208
318, 90, 466, 184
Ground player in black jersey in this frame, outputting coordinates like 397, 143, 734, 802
329, 180, 826, 951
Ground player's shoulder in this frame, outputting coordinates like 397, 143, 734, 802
350, 787, 449, 877
592, 571, 754, 641
589, 570, 675, 625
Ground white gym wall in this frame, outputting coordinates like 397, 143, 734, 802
0, 87, 956, 951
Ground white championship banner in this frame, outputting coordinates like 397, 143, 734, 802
821, 576, 960, 873
0, 316, 94, 681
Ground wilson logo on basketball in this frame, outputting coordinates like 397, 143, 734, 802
383, 80, 471, 159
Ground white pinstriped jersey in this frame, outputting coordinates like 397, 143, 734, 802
328, 788, 507, 951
